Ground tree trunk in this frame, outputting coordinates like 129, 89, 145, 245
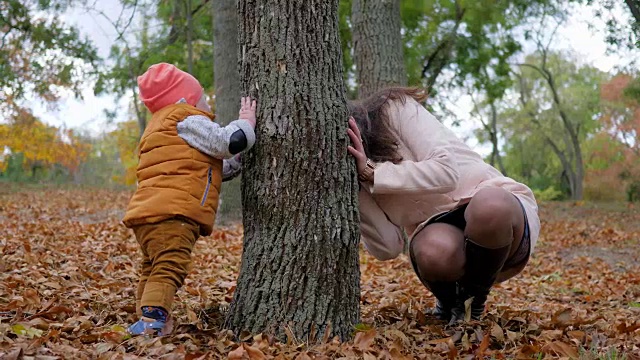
352, 0, 406, 98
213, 0, 241, 125
625, 0, 640, 24
130, 69, 146, 138
489, 101, 507, 175
213, 0, 243, 222
421, 3, 465, 94
185, 0, 194, 74
226, 0, 361, 342
573, 151, 584, 200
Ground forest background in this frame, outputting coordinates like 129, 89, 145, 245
1, 0, 640, 215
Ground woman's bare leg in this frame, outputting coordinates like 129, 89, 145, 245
410, 223, 465, 319
451, 187, 526, 322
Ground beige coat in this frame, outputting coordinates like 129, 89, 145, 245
359, 97, 540, 261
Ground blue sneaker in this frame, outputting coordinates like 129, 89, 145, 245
128, 317, 167, 336
128, 306, 169, 336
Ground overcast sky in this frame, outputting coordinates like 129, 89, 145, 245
26, 1, 635, 154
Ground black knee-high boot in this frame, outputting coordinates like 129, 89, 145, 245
450, 238, 511, 324
424, 280, 458, 320
409, 243, 458, 321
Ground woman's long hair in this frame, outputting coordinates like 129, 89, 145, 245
348, 86, 428, 164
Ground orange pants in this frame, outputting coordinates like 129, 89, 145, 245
132, 217, 200, 316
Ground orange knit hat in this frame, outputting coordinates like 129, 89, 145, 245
137, 63, 204, 113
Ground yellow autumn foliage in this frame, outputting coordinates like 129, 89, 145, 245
0, 109, 90, 173
109, 120, 140, 186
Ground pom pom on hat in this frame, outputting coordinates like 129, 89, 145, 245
137, 63, 204, 113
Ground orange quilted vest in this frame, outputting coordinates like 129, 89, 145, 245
123, 104, 222, 236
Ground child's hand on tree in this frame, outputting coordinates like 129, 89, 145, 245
239, 97, 257, 128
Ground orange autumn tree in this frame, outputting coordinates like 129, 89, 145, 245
0, 107, 90, 177
585, 74, 640, 201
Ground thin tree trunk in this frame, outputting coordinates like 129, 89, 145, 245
213, 0, 242, 222
518, 61, 584, 200
186, 0, 194, 74
213, 0, 241, 125
421, 1, 465, 93
546, 70, 583, 199
352, 0, 406, 98
128, 57, 146, 138
489, 101, 507, 175
226, 0, 361, 342
625, 0, 640, 23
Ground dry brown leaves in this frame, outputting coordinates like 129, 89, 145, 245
1, 188, 639, 359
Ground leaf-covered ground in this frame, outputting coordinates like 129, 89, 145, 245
1, 187, 639, 359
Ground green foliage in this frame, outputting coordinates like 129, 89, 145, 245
337, 0, 568, 101
623, 77, 640, 100
495, 51, 606, 198
400, 0, 568, 100
533, 186, 564, 201
99, 1, 214, 100
0, 153, 75, 184
0, 0, 100, 110
10, 0, 637, 198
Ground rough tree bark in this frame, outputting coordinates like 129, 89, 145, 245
212, 0, 242, 221
352, 0, 406, 98
225, 0, 361, 342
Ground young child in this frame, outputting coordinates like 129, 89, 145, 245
122, 63, 256, 336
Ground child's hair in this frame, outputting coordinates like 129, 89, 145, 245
348, 87, 428, 163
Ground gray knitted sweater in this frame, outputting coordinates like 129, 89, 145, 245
176, 115, 253, 182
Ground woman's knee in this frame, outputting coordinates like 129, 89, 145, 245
411, 224, 465, 282
465, 187, 521, 246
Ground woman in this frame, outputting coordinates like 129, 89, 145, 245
346, 87, 540, 324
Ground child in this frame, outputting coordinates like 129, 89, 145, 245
122, 63, 256, 336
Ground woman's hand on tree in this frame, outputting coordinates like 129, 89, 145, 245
347, 117, 367, 176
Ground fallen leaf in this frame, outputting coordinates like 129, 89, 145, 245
491, 323, 505, 343
0, 348, 23, 360
185, 353, 207, 360
551, 308, 572, 327
3, 189, 640, 359
540, 329, 563, 341
11, 324, 43, 338
43, 281, 63, 290
354, 329, 376, 350
447, 338, 458, 360
79, 333, 101, 343
95, 342, 113, 355
242, 343, 266, 360
427, 336, 452, 344
542, 341, 579, 358
415, 309, 427, 326
362, 352, 376, 360
227, 345, 246, 360
506, 330, 519, 342
476, 331, 490, 356
567, 330, 586, 343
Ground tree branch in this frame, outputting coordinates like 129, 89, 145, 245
420, 2, 466, 89
191, 0, 211, 16
625, 0, 640, 23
